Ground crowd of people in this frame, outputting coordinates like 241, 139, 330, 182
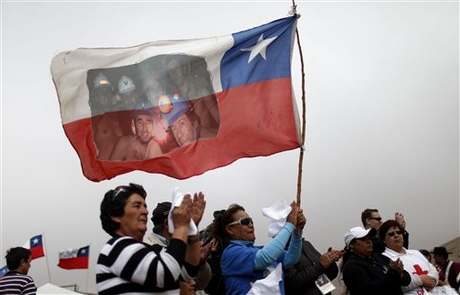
0, 183, 458, 295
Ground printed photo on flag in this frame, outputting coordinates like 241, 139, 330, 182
51, 15, 300, 181
87, 54, 220, 161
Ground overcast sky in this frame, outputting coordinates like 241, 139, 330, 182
2, 1, 458, 293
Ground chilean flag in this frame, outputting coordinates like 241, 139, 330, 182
51, 16, 300, 181
58, 245, 89, 270
23, 234, 45, 260
0, 266, 8, 278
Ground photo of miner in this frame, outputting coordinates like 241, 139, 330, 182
87, 54, 220, 161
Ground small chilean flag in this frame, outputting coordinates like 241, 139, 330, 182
0, 265, 9, 278
58, 246, 89, 269
23, 234, 45, 260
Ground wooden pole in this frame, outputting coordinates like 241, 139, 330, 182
291, 0, 307, 205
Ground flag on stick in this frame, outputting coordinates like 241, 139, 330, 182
51, 16, 301, 181
0, 266, 8, 278
23, 234, 45, 260
57, 245, 89, 270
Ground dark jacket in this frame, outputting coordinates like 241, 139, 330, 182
284, 240, 338, 295
342, 252, 410, 295
373, 230, 409, 253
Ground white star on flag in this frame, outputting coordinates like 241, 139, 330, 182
241, 34, 277, 63
32, 238, 39, 245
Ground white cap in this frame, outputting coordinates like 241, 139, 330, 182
344, 226, 373, 247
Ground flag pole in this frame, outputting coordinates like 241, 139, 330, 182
292, 0, 307, 205
43, 234, 53, 283
85, 246, 90, 293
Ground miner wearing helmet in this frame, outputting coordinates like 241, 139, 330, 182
159, 95, 216, 147
110, 102, 163, 161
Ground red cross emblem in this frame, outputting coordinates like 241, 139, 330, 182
412, 264, 428, 275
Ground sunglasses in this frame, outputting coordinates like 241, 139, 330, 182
228, 217, 254, 226
369, 217, 382, 221
387, 230, 403, 237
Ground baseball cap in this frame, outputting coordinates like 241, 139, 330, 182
344, 226, 374, 247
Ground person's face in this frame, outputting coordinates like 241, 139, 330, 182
20, 256, 32, 275
171, 113, 197, 146
366, 212, 382, 230
113, 193, 149, 241
134, 114, 154, 143
351, 237, 373, 257
225, 210, 255, 242
384, 226, 404, 252
433, 254, 446, 267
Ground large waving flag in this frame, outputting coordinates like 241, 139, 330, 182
58, 245, 89, 269
51, 16, 300, 181
23, 234, 45, 260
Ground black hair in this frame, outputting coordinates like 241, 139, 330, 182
6, 247, 31, 270
378, 219, 403, 244
419, 249, 432, 259
151, 201, 172, 235
361, 208, 378, 227
100, 183, 147, 236
211, 204, 245, 249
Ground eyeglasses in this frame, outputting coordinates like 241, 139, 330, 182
387, 230, 403, 237
228, 217, 253, 227
369, 217, 382, 222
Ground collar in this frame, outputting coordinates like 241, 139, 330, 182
230, 240, 254, 246
385, 247, 407, 257
151, 232, 169, 245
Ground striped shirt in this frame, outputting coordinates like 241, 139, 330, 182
96, 236, 187, 295
0, 271, 37, 295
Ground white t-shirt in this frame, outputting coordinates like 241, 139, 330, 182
383, 247, 438, 295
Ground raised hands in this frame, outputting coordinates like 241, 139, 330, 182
286, 201, 299, 226
394, 212, 406, 230
173, 195, 193, 228
296, 209, 306, 234
319, 248, 344, 268
191, 192, 206, 226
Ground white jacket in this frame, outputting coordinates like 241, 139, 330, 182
383, 247, 438, 295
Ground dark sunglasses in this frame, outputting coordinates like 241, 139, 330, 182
369, 217, 382, 221
228, 217, 253, 226
387, 230, 403, 237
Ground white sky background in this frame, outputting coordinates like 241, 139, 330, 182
1, 1, 459, 293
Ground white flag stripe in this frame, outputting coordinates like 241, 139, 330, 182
51, 35, 233, 124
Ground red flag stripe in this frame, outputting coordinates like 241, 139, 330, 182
63, 78, 300, 181
58, 256, 89, 270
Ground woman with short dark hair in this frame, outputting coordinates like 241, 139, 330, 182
96, 183, 202, 295
380, 220, 438, 295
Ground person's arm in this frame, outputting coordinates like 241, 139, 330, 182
282, 232, 302, 268
103, 236, 187, 287
254, 223, 295, 270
